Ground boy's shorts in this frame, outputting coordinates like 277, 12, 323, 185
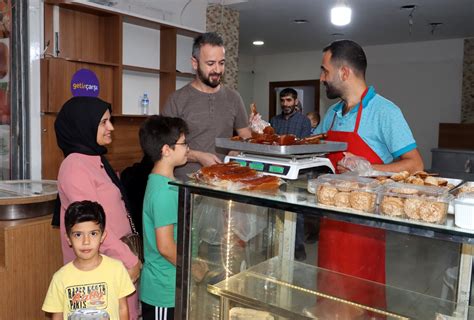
141, 301, 174, 320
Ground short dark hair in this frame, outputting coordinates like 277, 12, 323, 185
139, 115, 189, 163
192, 32, 224, 59
323, 40, 367, 78
279, 88, 298, 99
64, 201, 106, 235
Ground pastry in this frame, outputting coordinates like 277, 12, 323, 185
413, 171, 430, 179
335, 181, 359, 192
445, 183, 455, 190
349, 191, 376, 212
334, 192, 351, 208
459, 185, 474, 194
378, 178, 395, 185
406, 176, 424, 186
380, 196, 405, 217
390, 187, 419, 195
317, 185, 339, 205
424, 176, 440, 187
391, 171, 410, 181
404, 198, 424, 220
419, 201, 447, 223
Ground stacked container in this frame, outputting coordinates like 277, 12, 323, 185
312, 174, 380, 213
378, 182, 453, 224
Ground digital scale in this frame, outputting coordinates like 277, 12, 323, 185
216, 138, 347, 180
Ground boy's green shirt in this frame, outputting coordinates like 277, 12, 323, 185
140, 173, 178, 307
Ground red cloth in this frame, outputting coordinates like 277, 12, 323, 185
318, 88, 387, 315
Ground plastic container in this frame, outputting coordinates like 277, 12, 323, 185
140, 93, 149, 115
313, 174, 380, 213
378, 182, 453, 224
454, 192, 474, 229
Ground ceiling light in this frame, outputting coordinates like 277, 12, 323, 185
253, 40, 264, 46
429, 22, 443, 35
293, 19, 308, 24
331, 5, 352, 26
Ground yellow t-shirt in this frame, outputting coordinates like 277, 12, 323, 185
42, 255, 135, 320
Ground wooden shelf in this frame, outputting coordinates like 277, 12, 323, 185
111, 114, 150, 118
123, 65, 160, 74
177, 72, 195, 79
48, 56, 120, 67
41, 1, 202, 179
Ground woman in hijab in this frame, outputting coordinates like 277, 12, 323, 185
54, 96, 141, 320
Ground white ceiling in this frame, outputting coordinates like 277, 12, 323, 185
224, 0, 474, 55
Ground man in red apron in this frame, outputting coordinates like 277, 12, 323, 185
315, 40, 423, 317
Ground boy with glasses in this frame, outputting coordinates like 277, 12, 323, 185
138, 115, 189, 320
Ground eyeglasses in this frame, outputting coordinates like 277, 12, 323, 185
173, 141, 189, 148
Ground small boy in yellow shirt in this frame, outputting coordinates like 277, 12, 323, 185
42, 201, 135, 320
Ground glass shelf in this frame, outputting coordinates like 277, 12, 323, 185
171, 180, 474, 244
208, 256, 469, 320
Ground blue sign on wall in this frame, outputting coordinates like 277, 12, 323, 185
70, 69, 100, 97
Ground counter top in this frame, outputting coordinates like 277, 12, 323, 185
0, 180, 57, 220
172, 180, 474, 244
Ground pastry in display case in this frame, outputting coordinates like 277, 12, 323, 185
378, 182, 453, 224
173, 180, 474, 320
311, 174, 380, 213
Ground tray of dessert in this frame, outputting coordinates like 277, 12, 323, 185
190, 162, 283, 191
216, 137, 347, 156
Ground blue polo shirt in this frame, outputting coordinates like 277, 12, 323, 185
315, 86, 417, 164
270, 111, 312, 138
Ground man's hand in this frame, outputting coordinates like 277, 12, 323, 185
337, 152, 353, 173
189, 150, 221, 167
337, 152, 371, 173
127, 260, 142, 283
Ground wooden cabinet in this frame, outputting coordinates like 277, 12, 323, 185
41, 1, 201, 179
0, 216, 63, 319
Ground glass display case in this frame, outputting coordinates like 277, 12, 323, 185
172, 180, 474, 319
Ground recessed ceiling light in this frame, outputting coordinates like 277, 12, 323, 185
400, 4, 417, 10
253, 40, 264, 46
293, 19, 308, 24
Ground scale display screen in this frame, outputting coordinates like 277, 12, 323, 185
230, 158, 291, 176
249, 162, 264, 171
269, 165, 285, 174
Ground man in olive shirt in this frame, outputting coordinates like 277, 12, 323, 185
162, 32, 251, 181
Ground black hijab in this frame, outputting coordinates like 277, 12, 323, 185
52, 97, 132, 226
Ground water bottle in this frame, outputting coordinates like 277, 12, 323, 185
140, 93, 149, 115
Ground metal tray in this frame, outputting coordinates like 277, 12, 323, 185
215, 138, 347, 156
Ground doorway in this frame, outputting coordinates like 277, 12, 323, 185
268, 80, 320, 120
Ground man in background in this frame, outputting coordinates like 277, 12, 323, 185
270, 88, 312, 260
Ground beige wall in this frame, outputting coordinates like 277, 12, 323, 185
206, 4, 239, 90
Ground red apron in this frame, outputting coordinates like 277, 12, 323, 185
318, 88, 386, 315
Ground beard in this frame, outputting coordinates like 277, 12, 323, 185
282, 106, 295, 115
323, 81, 342, 99
197, 66, 222, 88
